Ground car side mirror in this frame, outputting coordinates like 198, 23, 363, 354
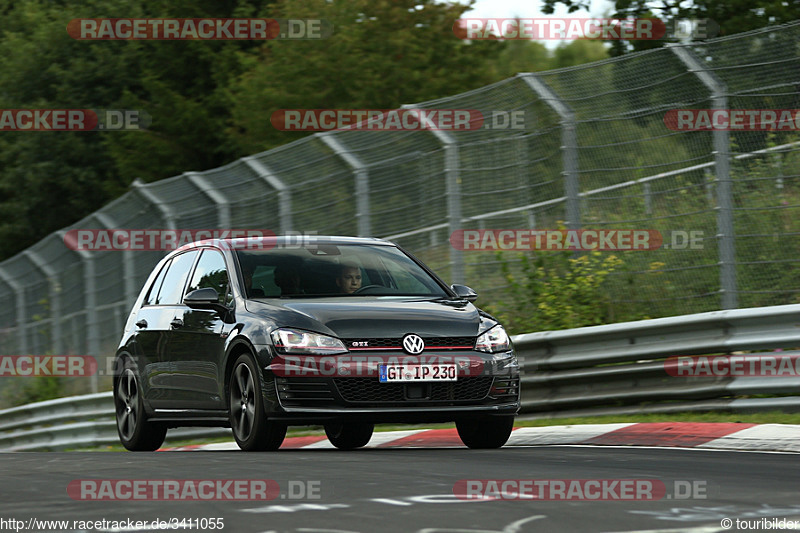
185, 287, 220, 307
451, 284, 478, 302
185, 287, 234, 322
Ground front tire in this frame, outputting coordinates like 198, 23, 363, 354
230, 353, 286, 451
325, 421, 374, 450
114, 357, 167, 451
456, 417, 514, 449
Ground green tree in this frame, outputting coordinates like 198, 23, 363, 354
226, 0, 505, 155
0, 0, 134, 259
541, 0, 800, 54
0, 0, 275, 259
550, 39, 609, 69
486, 39, 610, 79
485, 38, 551, 78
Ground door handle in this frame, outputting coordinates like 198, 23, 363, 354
170, 318, 184, 329
135, 319, 148, 329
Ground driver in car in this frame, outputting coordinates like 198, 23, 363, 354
336, 262, 362, 294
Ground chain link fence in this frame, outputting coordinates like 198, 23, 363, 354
1, 22, 799, 400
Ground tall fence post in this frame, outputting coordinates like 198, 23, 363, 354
319, 134, 371, 237
131, 179, 177, 231
184, 172, 231, 229
520, 74, 581, 230
23, 251, 62, 356
91, 214, 136, 315
670, 44, 737, 309
243, 157, 292, 234
73, 248, 98, 393
444, 142, 464, 284
402, 106, 464, 284
0, 267, 26, 355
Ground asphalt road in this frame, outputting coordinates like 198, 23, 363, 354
1, 446, 799, 533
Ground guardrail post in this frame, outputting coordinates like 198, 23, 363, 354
670, 44, 736, 309
23, 250, 62, 355
242, 157, 292, 234
318, 133, 371, 237
520, 74, 581, 230
184, 172, 231, 229
0, 267, 26, 355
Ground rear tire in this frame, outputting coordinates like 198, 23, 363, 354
114, 357, 167, 451
230, 353, 286, 451
325, 421, 374, 450
456, 416, 514, 449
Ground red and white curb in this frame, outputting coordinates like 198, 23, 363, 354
162, 423, 800, 453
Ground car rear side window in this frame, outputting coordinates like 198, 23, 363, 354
144, 259, 171, 306
154, 250, 199, 305
186, 249, 229, 304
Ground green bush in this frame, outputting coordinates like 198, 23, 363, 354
1, 375, 64, 408
485, 248, 623, 334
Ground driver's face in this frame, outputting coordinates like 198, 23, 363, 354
337, 267, 362, 294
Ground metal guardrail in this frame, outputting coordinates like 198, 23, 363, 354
2, 304, 800, 450
0, 392, 230, 451
515, 304, 800, 419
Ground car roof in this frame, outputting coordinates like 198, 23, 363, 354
172, 235, 397, 255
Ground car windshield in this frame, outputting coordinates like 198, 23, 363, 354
235, 243, 450, 298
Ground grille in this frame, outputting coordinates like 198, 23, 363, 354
333, 376, 493, 403
343, 336, 475, 350
275, 377, 335, 406
489, 377, 520, 402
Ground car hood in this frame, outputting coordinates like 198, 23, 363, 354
246, 296, 485, 338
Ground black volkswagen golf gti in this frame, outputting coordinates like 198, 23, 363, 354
114, 236, 520, 451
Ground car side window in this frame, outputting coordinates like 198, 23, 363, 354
155, 250, 199, 305
144, 259, 171, 306
186, 249, 230, 304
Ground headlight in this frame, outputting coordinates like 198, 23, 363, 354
475, 325, 511, 353
270, 328, 347, 355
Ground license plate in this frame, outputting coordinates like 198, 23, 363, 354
379, 364, 457, 382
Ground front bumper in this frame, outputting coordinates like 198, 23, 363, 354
266, 403, 520, 424
260, 348, 520, 423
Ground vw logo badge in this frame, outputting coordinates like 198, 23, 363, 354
402, 334, 425, 355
